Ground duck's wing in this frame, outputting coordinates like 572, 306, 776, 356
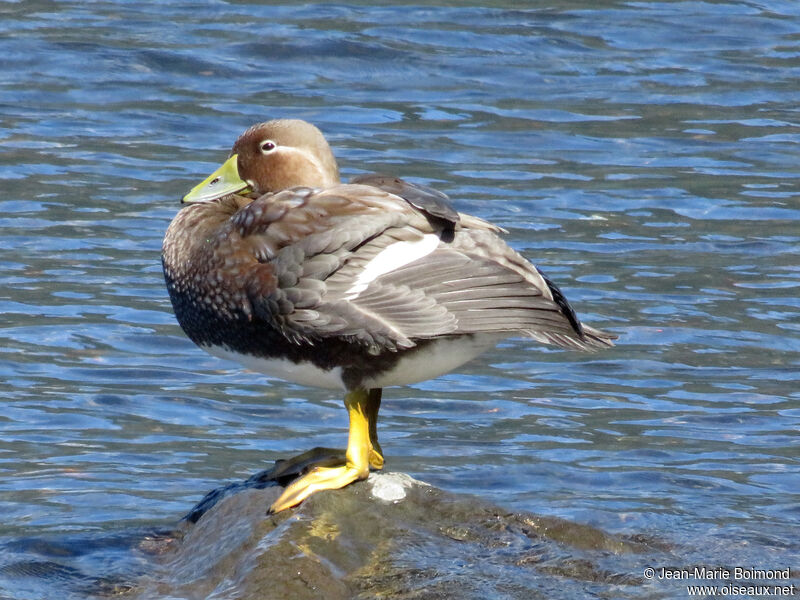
323, 225, 615, 351
350, 173, 460, 227
232, 184, 615, 353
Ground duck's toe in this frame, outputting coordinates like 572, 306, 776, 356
268, 463, 369, 514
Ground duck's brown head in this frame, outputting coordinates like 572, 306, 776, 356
182, 119, 340, 204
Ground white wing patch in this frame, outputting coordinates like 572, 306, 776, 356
343, 233, 440, 300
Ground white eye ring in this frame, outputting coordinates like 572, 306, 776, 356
260, 140, 277, 154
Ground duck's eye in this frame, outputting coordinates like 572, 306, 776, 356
260, 140, 276, 154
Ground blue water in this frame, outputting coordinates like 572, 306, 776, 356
1, 1, 798, 598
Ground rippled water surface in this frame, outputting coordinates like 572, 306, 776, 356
1, 1, 799, 598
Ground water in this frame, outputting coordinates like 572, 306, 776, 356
1, 0, 799, 597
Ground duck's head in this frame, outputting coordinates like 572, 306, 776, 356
182, 119, 340, 204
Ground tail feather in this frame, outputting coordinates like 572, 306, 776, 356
525, 323, 617, 352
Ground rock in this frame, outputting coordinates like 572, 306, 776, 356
129, 457, 660, 600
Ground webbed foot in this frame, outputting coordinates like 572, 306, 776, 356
268, 388, 382, 514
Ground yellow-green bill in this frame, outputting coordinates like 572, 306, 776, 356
182, 154, 250, 203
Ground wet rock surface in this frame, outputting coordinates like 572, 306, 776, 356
124, 458, 670, 600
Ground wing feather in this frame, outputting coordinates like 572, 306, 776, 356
232, 183, 614, 352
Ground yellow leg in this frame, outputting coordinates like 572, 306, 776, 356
366, 388, 384, 470
268, 388, 373, 514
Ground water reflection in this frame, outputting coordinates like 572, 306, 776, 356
1, 1, 799, 598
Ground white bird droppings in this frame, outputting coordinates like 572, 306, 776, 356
369, 472, 424, 502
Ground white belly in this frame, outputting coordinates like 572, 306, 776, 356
202, 344, 347, 390
201, 334, 503, 391
361, 334, 503, 389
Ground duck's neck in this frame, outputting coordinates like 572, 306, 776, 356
162, 196, 241, 274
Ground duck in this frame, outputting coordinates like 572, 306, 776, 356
162, 119, 616, 514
